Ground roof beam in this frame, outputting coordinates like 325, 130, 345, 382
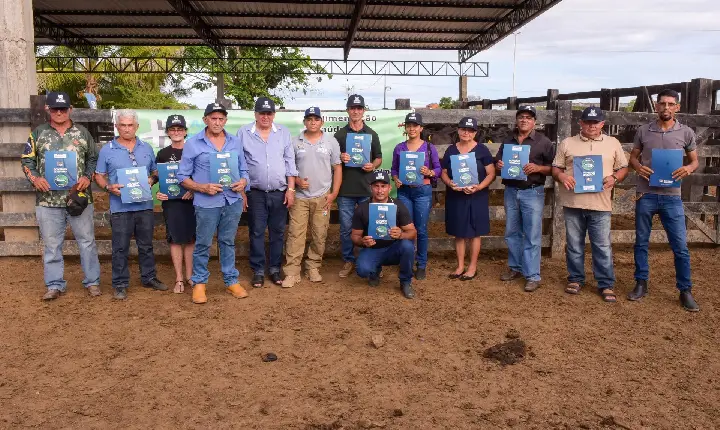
459, 0, 561, 62
84, 33, 473, 44
33, 15, 97, 56
344, 0, 367, 60
165, 0, 224, 56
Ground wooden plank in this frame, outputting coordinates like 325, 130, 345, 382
559, 90, 602, 100
0, 108, 30, 123
428, 205, 552, 223
602, 111, 720, 128
415, 108, 557, 125
609, 230, 713, 244
0, 143, 26, 158
0, 108, 112, 124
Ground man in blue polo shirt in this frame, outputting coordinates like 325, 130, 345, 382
95, 109, 167, 300
237, 97, 298, 288
178, 103, 250, 304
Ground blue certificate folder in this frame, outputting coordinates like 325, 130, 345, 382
650, 149, 683, 188
368, 203, 397, 240
501, 144, 530, 180
209, 151, 240, 188
45, 151, 78, 190
117, 165, 152, 204
157, 162, 186, 199
450, 154, 479, 186
399, 151, 425, 185
346, 133, 371, 167
573, 155, 603, 193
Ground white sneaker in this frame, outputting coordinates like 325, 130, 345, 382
306, 268, 323, 282
281, 275, 301, 289
339, 262, 354, 278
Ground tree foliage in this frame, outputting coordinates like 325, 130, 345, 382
438, 96, 456, 109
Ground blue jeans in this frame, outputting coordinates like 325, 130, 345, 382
193, 199, 243, 286
110, 209, 156, 288
634, 193, 691, 291
36, 204, 100, 292
397, 185, 432, 269
356, 239, 415, 283
337, 196, 369, 263
247, 190, 287, 275
504, 186, 545, 281
563, 207, 615, 290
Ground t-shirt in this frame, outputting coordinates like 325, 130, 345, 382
334, 123, 382, 197
633, 120, 697, 196
495, 130, 555, 188
156, 144, 192, 208
351, 197, 412, 249
552, 133, 628, 212
292, 131, 341, 199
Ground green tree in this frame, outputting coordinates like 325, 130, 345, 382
438, 96, 456, 109
181, 46, 330, 109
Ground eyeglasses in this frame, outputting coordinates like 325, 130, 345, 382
49, 108, 69, 113
517, 115, 535, 121
657, 102, 678, 108
128, 151, 138, 167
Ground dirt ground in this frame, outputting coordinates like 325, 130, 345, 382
1, 244, 719, 430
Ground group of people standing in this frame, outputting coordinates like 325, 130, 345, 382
22, 89, 700, 311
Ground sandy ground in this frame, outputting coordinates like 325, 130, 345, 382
1, 244, 719, 429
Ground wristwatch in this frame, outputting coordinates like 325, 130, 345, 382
103, 184, 109, 192
611, 174, 619, 183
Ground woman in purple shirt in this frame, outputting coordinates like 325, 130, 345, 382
390, 112, 442, 280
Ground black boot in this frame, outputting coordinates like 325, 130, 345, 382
401, 282, 415, 299
627, 279, 648, 301
680, 290, 700, 312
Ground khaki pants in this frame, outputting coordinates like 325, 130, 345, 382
283, 194, 330, 276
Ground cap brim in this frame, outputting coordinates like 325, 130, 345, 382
255, 108, 275, 113
47, 103, 71, 108
370, 180, 390, 184
347, 103, 365, 108
205, 108, 227, 116
405, 120, 423, 126
304, 114, 322, 119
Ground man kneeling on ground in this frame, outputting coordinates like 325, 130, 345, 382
351, 171, 417, 299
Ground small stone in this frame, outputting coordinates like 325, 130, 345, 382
371, 334, 386, 349
261, 352, 277, 362
392, 408, 404, 417
506, 329, 521, 339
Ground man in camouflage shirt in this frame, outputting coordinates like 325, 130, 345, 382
21, 91, 101, 300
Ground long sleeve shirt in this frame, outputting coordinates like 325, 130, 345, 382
236, 122, 298, 192
390, 140, 442, 184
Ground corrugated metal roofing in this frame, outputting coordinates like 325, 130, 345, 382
33, 0, 561, 58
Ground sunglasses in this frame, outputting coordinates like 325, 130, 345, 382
49, 107, 69, 113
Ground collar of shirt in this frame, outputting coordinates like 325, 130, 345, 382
250, 122, 278, 134
298, 130, 326, 144
648, 120, 683, 133
111, 137, 148, 151
197, 127, 234, 151
513, 129, 536, 142
345, 122, 368, 133
578, 133, 604, 142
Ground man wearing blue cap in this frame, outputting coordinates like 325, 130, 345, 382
552, 107, 628, 304
237, 97, 298, 288
178, 103, 250, 304
282, 107, 342, 288
21, 91, 101, 300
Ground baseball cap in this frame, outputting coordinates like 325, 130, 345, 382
46, 92, 71, 109
165, 114, 187, 130
580, 106, 605, 122
458, 116, 478, 131
405, 112, 424, 126
304, 106, 322, 118
255, 97, 276, 113
370, 170, 391, 184
66, 185, 89, 217
204, 103, 227, 117
346, 94, 366, 108
516, 105, 537, 118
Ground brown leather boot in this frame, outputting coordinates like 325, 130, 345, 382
226, 283, 248, 299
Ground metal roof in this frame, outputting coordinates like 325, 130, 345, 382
33, 0, 562, 61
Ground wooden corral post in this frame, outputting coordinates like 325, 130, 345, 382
394, 98, 411, 110
684, 78, 713, 204
551, 100, 573, 259
458, 75, 469, 109
481, 99, 492, 110
545, 89, 559, 141
506, 97, 518, 111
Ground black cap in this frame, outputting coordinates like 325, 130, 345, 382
370, 170, 391, 184
405, 112, 424, 126
204, 103, 227, 117
346, 94, 365, 108
66, 186, 89, 217
304, 106, 322, 118
580, 106, 605, 122
165, 114, 187, 130
458, 116, 478, 131
516, 105, 537, 118
255, 97, 276, 113
46, 92, 71, 109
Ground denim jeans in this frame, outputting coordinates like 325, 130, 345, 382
634, 193, 692, 291
397, 185, 432, 269
337, 196, 369, 263
36, 204, 100, 292
110, 209, 156, 289
504, 186, 545, 281
247, 190, 287, 275
192, 199, 243, 286
356, 239, 415, 283
563, 207, 615, 290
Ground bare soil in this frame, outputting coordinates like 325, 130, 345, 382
1, 245, 719, 429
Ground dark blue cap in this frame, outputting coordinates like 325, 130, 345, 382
458, 116, 478, 131
517, 105, 537, 118
580, 106, 605, 122
370, 170, 391, 184
204, 103, 227, 117
304, 106, 322, 118
165, 114, 187, 129
46, 92, 71, 108
255, 97, 276, 113
346, 94, 365, 108
405, 112, 424, 126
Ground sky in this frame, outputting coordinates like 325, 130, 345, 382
183, 0, 720, 110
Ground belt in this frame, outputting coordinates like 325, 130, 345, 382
250, 188, 285, 193
516, 183, 543, 190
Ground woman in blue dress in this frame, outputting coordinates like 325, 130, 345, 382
440, 117, 496, 280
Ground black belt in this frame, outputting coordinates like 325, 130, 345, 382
515, 183, 543, 190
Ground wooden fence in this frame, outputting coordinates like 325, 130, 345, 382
1, 93, 719, 259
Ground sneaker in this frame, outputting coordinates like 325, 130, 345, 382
305, 268, 323, 283
113, 288, 128, 300
42, 289, 62, 301
87, 285, 102, 297
401, 282, 416, 299
339, 262, 354, 278
143, 278, 168, 291
500, 269, 522, 281
414, 267, 426, 280
524, 280, 540, 292
282, 275, 301, 289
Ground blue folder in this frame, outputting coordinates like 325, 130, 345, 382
450, 154, 479, 186
118, 165, 152, 204
209, 151, 240, 188
573, 155, 603, 193
399, 151, 425, 185
45, 151, 78, 190
346, 133, 371, 168
501, 144, 530, 180
157, 162, 187, 198
649, 149, 683, 188
368, 203, 397, 240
